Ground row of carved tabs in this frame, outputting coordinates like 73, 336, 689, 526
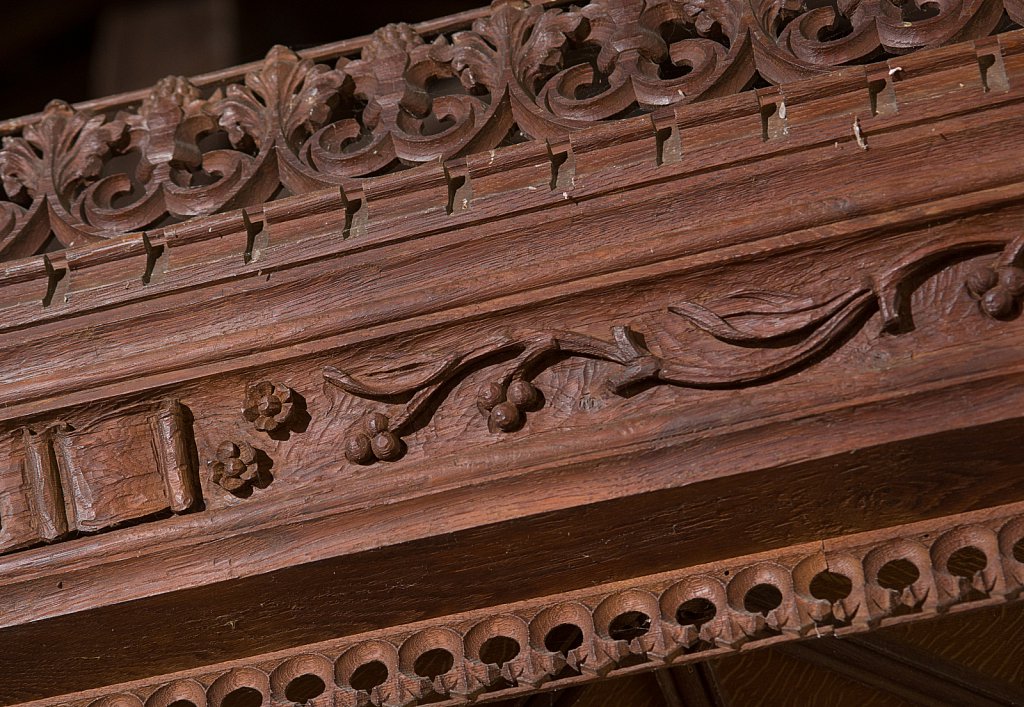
49, 507, 1024, 707
1, 0, 1023, 258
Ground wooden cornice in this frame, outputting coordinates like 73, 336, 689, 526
0, 2, 1023, 704
1, 0, 1022, 259
0, 29, 1022, 418
10, 502, 1024, 706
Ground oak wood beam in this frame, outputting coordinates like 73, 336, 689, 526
6, 501, 1023, 706
781, 634, 1024, 706
653, 670, 687, 707
0, 5, 1022, 705
664, 665, 726, 707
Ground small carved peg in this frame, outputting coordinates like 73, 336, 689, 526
242, 381, 296, 433
209, 441, 261, 493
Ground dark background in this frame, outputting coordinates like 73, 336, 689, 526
1, 0, 485, 119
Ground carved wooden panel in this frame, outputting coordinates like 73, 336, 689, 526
0, 400, 198, 551
0, 5, 1022, 705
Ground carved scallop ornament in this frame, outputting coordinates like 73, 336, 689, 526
62, 508, 1024, 707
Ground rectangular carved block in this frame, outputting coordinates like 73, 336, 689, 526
55, 415, 170, 531
0, 401, 200, 550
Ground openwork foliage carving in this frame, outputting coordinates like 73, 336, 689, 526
0, 0, 1020, 260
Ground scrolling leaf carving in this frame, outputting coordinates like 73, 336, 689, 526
0, 0, 1019, 258
326, 234, 1023, 464
0, 101, 128, 255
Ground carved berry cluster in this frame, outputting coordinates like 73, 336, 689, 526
344, 413, 402, 465
967, 264, 1024, 319
476, 380, 541, 433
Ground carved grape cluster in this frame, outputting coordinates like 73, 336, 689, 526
209, 441, 260, 493
476, 380, 541, 432
344, 412, 403, 465
966, 264, 1024, 319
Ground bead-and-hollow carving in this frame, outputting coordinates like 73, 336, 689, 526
209, 441, 263, 494
326, 233, 1024, 463
1, 0, 1021, 258
39, 504, 1024, 707
242, 381, 297, 433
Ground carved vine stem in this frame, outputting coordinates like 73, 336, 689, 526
326, 233, 1024, 464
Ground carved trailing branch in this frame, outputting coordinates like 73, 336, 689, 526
0, 0, 1021, 258
326, 234, 1023, 464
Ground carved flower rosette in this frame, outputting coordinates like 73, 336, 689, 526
210, 441, 260, 493
243, 381, 296, 433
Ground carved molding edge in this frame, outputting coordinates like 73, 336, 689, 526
326, 232, 1024, 464
0, 0, 1022, 258
0, 26, 1021, 355
25, 502, 1024, 707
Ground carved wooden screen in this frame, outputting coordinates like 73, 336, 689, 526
1, 0, 1023, 705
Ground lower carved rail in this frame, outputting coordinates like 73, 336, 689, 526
32, 502, 1024, 707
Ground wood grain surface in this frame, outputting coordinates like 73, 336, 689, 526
0, 4, 1022, 705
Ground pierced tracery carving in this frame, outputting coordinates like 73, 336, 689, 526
325, 233, 1024, 464
0, 0, 1019, 259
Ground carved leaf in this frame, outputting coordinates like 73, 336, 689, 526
0, 101, 127, 203
668, 289, 870, 343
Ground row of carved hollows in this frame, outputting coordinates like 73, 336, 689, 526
2, 0, 1023, 258
72, 516, 1024, 707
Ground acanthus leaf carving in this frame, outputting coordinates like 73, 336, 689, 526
0, 0, 1021, 258
0, 100, 128, 255
0, 100, 128, 205
212, 44, 347, 194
